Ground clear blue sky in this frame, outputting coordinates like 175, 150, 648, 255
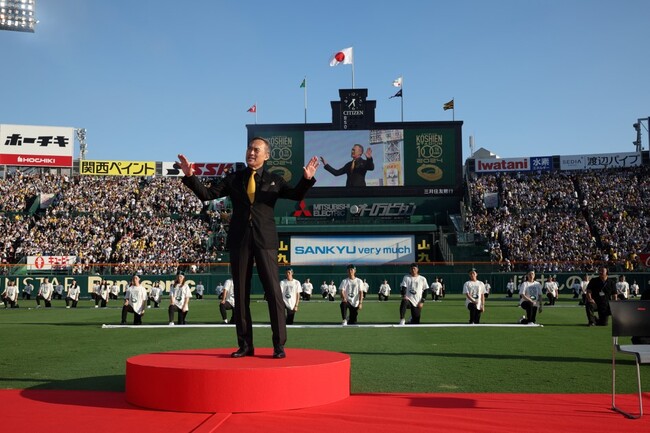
1, 0, 649, 163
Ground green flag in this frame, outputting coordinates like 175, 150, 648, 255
300, 78, 306, 88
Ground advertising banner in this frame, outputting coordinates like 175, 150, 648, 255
475, 157, 530, 173
0, 124, 74, 167
27, 255, 77, 271
161, 161, 237, 177
560, 152, 642, 171
80, 160, 156, 176
290, 235, 415, 265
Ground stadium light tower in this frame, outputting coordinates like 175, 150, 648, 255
76, 128, 87, 160
0, 0, 38, 33
632, 117, 649, 152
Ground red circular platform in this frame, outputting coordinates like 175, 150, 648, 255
125, 348, 350, 413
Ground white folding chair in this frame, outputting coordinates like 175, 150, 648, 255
610, 300, 650, 419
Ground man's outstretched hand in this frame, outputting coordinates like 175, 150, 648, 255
177, 154, 194, 177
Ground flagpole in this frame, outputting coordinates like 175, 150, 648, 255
400, 75, 404, 122
303, 76, 307, 124
452, 98, 455, 122
351, 62, 355, 89
255, 102, 258, 124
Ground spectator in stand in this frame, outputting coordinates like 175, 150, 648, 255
65, 279, 80, 308
36, 278, 53, 308
121, 275, 147, 325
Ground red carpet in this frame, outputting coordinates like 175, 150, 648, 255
3, 389, 648, 433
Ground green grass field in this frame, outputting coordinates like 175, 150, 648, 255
1, 294, 647, 395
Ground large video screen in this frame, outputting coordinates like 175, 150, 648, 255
248, 122, 462, 198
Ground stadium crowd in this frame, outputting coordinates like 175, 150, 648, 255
465, 165, 650, 272
0, 172, 230, 275
0, 165, 648, 275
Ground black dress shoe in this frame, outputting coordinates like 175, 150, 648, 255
231, 346, 254, 358
273, 345, 286, 359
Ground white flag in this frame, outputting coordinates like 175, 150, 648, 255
329, 47, 353, 66
392, 76, 402, 87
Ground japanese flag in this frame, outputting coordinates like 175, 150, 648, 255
329, 47, 353, 66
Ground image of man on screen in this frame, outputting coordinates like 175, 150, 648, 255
320, 144, 374, 187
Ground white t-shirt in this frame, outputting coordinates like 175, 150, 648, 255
463, 280, 486, 310
100, 285, 110, 301
507, 282, 515, 293
320, 283, 328, 295
519, 281, 543, 307
125, 284, 148, 314
430, 281, 442, 295
40, 283, 53, 300
281, 279, 302, 310
379, 283, 391, 296
301, 281, 313, 295
616, 282, 629, 298
222, 279, 235, 306
339, 278, 363, 308
196, 284, 205, 295
544, 281, 557, 297
111, 284, 120, 296
170, 283, 191, 310
150, 286, 162, 302
328, 284, 337, 297
67, 285, 80, 300
400, 274, 429, 307
3, 285, 19, 302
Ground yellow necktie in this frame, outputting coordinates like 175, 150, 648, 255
350, 159, 356, 173
247, 170, 256, 203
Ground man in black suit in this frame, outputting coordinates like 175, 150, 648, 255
320, 144, 374, 187
178, 137, 319, 359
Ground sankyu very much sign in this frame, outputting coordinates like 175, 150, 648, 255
0, 124, 74, 167
291, 235, 415, 266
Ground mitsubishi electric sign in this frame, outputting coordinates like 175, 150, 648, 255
1, 124, 74, 167
291, 235, 415, 265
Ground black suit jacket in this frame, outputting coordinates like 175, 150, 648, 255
324, 157, 374, 187
182, 168, 315, 249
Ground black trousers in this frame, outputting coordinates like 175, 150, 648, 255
3, 297, 18, 308
36, 295, 51, 307
22, 292, 31, 300
65, 297, 78, 308
547, 293, 557, 305
122, 305, 143, 325
378, 294, 389, 301
399, 299, 422, 324
148, 297, 160, 308
168, 304, 187, 324
285, 307, 296, 325
219, 301, 234, 321
95, 297, 107, 307
230, 233, 286, 350
520, 301, 538, 323
340, 301, 359, 324
586, 301, 609, 326
468, 303, 482, 324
